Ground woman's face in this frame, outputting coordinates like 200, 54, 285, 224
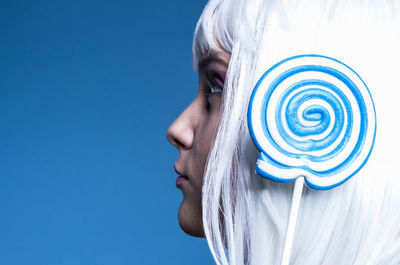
166, 51, 230, 237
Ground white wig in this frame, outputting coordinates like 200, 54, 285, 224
193, 0, 400, 264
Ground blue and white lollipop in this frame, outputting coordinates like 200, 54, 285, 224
248, 54, 376, 190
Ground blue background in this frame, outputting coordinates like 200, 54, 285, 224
0, 0, 214, 264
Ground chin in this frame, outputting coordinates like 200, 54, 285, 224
178, 199, 205, 238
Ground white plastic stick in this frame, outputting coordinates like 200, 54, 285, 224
280, 176, 305, 265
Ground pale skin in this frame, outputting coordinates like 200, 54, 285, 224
166, 51, 230, 237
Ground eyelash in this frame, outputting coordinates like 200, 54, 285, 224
205, 74, 224, 96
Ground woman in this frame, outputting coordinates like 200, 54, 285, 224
167, 0, 400, 264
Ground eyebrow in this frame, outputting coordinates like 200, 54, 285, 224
198, 56, 229, 72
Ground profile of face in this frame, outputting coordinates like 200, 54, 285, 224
166, 52, 230, 237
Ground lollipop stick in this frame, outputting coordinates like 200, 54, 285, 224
280, 176, 305, 265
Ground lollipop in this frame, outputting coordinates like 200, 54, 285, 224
248, 54, 376, 190
247, 54, 376, 265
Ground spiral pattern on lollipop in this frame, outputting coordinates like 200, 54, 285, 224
248, 55, 376, 189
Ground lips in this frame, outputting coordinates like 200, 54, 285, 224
174, 164, 188, 188
174, 165, 188, 180
176, 176, 187, 187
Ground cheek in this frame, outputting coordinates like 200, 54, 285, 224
188, 96, 221, 191
190, 131, 212, 190
193, 111, 220, 175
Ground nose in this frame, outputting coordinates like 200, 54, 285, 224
166, 104, 195, 150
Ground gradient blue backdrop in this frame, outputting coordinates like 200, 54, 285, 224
0, 1, 215, 264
